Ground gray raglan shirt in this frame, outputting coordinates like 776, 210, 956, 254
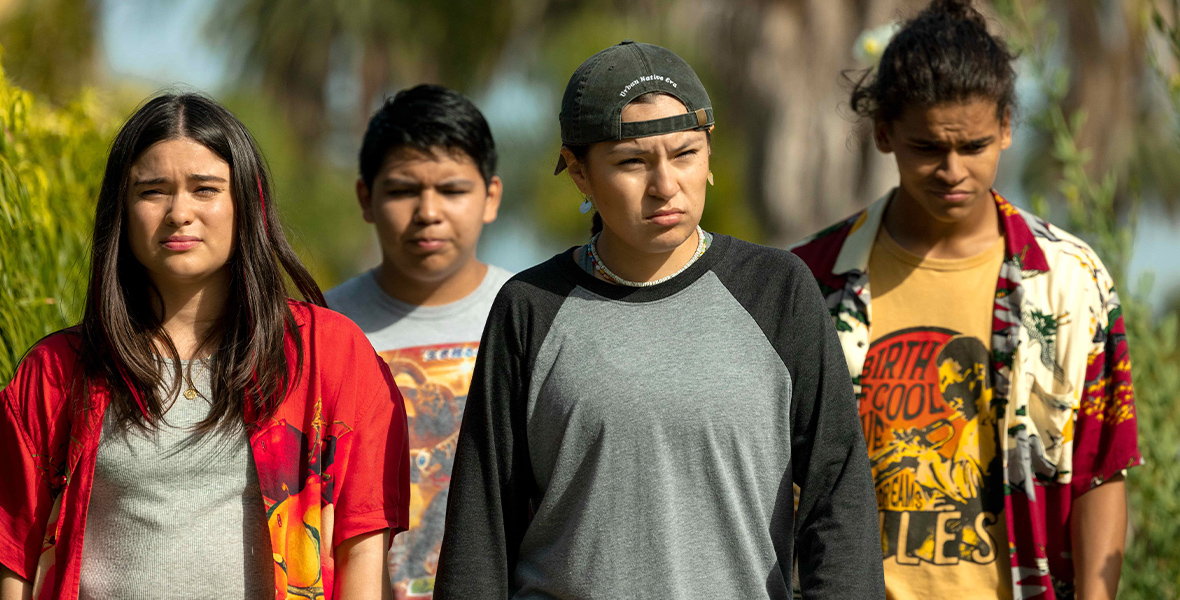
434, 234, 884, 599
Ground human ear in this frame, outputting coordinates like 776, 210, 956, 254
999, 108, 1013, 151
560, 146, 594, 196
356, 178, 375, 224
483, 175, 503, 224
874, 121, 894, 154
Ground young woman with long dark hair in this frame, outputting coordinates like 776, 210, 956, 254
434, 41, 883, 599
0, 93, 409, 600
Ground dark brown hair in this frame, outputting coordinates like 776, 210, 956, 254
81, 93, 325, 433
359, 84, 498, 190
849, 0, 1018, 124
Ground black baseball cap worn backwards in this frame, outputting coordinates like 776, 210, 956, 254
555, 40, 714, 174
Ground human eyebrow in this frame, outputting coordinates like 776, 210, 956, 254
962, 136, 995, 147
381, 177, 424, 191
382, 175, 418, 185
606, 143, 647, 156
436, 178, 476, 188
133, 177, 169, 186
906, 137, 946, 148
670, 139, 704, 154
190, 174, 228, 183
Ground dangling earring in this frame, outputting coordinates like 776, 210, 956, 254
579, 196, 594, 214
707, 171, 715, 186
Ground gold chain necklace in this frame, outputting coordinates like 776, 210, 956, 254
183, 357, 211, 400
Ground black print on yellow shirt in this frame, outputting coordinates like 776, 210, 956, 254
859, 327, 1004, 567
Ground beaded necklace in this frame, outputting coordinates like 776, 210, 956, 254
585, 226, 708, 287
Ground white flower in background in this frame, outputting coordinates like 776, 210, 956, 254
853, 22, 901, 64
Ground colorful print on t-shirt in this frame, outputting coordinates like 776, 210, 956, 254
381, 342, 479, 599
860, 327, 1006, 585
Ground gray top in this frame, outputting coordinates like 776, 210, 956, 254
516, 274, 792, 598
325, 264, 513, 350
435, 234, 884, 599
79, 359, 273, 600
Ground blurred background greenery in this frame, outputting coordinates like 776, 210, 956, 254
0, 0, 1178, 594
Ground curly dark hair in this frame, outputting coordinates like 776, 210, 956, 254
849, 0, 1018, 124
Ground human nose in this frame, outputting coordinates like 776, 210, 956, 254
647, 158, 681, 200
165, 192, 195, 227
937, 151, 968, 185
413, 189, 443, 224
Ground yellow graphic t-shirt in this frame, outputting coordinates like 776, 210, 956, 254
863, 230, 1011, 600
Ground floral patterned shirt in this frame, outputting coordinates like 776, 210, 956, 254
0, 301, 410, 600
791, 190, 1142, 600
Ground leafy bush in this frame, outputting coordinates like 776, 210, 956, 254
1121, 4, 1180, 595
0, 50, 116, 381
994, 1, 1180, 595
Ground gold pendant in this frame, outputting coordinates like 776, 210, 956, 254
184, 388, 198, 400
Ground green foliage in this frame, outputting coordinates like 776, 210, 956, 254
210, 0, 764, 267
0, 0, 97, 105
0, 53, 116, 382
1121, 291, 1180, 597
1152, 0, 1180, 118
1124, 2, 1180, 596
995, 0, 1180, 595
219, 91, 371, 288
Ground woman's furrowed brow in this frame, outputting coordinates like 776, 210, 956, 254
606, 143, 647, 156
670, 139, 704, 154
190, 173, 228, 183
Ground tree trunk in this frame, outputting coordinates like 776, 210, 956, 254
701, 0, 921, 247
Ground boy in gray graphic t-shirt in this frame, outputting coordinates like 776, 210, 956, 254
325, 84, 511, 598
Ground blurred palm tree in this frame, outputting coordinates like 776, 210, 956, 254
209, 0, 516, 158
692, 0, 916, 245
209, 0, 1179, 249
1005, 0, 1180, 220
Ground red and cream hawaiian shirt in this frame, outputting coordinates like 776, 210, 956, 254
0, 301, 410, 600
791, 190, 1142, 600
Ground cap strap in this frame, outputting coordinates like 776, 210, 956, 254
619, 107, 713, 139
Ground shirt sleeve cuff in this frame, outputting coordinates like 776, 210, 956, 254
1071, 449, 1143, 497
332, 507, 408, 551
0, 523, 37, 582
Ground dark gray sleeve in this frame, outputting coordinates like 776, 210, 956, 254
434, 266, 570, 599
714, 240, 885, 599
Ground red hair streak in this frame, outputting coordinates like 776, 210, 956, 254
257, 176, 268, 233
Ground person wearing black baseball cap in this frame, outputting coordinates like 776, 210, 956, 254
435, 41, 884, 599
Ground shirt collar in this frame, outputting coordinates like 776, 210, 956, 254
831, 190, 890, 275
829, 188, 1051, 276
994, 190, 1051, 273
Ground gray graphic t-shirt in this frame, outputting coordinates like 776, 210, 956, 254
326, 265, 512, 597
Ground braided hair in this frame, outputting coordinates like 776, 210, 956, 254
850, 0, 1018, 124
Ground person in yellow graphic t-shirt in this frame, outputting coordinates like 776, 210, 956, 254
793, 0, 1143, 597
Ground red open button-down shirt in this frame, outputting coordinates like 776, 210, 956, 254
0, 301, 410, 600
791, 191, 1142, 599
